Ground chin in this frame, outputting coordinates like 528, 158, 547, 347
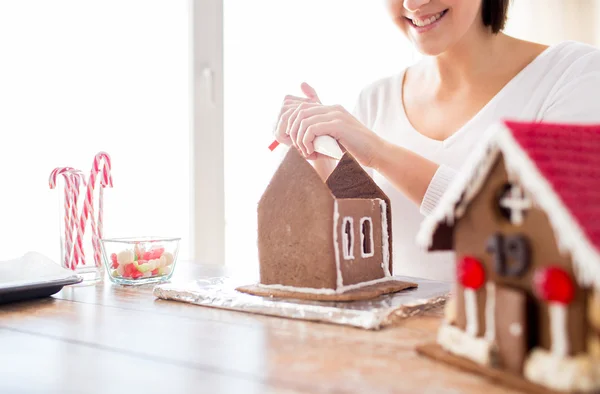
412, 40, 453, 56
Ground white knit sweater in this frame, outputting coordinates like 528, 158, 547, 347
353, 41, 600, 281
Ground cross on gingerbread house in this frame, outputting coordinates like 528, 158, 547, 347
416, 121, 600, 393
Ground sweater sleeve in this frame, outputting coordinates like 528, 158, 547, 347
542, 50, 600, 123
419, 164, 458, 216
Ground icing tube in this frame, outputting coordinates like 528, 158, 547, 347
465, 288, 478, 337
550, 302, 568, 357
484, 282, 496, 341
314, 136, 343, 160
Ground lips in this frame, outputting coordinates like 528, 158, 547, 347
406, 9, 448, 29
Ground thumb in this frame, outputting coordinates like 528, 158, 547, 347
301, 82, 321, 103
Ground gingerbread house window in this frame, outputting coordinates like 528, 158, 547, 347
342, 218, 354, 260
497, 183, 531, 226
360, 217, 374, 258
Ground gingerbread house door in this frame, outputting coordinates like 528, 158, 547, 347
495, 285, 528, 374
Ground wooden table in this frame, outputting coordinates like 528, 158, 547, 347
0, 262, 520, 394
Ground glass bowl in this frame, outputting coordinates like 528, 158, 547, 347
100, 237, 180, 285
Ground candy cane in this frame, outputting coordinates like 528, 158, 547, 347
75, 152, 112, 268
68, 171, 86, 269
97, 155, 113, 245
49, 167, 79, 269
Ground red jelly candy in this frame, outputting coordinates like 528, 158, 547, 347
150, 247, 165, 260
457, 256, 485, 290
151, 268, 159, 276
533, 266, 574, 304
110, 253, 118, 269
142, 252, 153, 261
123, 263, 135, 278
131, 270, 143, 279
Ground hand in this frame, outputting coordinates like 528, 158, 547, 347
286, 88, 384, 167
273, 82, 321, 147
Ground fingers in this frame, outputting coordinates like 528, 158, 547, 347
282, 95, 314, 106
288, 104, 344, 150
275, 106, 296, 145
286, 102, 322, 148
302, 120, 342, 157
295, 113, 339, 156
274, 95, 318, 145
301, 82, 321, 103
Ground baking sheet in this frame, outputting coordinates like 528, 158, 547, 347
153, 276, 451, 330
0, 252, 83, 304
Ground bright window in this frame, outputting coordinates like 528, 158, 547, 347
0, 1, 191, 262
361, 217, 374, 258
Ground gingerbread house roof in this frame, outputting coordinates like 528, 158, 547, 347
417, 121, 600, 288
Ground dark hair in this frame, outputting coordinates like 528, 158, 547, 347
482, 0, 510, 34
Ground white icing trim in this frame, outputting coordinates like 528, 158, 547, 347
257, 276, 403, 295
417, 122, 600, 290
500, 184, 531, 226
379, 199, 391, 277
333, 201, 343, 288
359, 217, 374, 258
549, 302, 569, 358
341, 217, 355, 260
484, 282, 496, 342
437, 324, 493, 366
524, 348, 600, 392
464, 288, 479, 336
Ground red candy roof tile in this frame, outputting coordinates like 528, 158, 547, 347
504, 121, 600, 254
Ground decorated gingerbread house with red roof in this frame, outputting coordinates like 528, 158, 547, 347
417, 121, 600, 393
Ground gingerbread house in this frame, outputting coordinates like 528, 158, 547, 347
237, 148, 416, 301
417, 121, 600, 393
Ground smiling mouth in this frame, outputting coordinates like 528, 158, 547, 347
406, 9, 448, 28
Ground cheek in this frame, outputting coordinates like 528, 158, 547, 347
447, 0, 483, 28
387, 1, 410, 37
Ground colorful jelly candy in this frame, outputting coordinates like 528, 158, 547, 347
109, 245, 175, 281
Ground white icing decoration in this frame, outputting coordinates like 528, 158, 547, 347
359, 217, 374, 258
333, 201, 343, 288
524, 348, 600, 392
550, 302, 569, 358
464, 288, 478, 337
500, 184, 531, 226
379, 199, 391, 277
341, 217, 355, 260
484, 281, 496, 341
257, 275, 402, 295
509, 322, 523, 337
416, 122, 600, 291
437, 324, 493, 366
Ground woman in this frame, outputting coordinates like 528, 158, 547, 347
273, 0, 600, 281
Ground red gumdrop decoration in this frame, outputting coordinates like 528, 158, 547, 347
533, 266, 574, 304
457, 256, 486, 289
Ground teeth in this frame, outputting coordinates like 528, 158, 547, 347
412, 11, 443, 27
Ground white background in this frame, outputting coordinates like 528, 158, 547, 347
0, 0, 191, 263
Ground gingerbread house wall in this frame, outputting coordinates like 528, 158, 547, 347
336, 198, 386, 286
258, 148, 338, 289
326, 153, 393, 276
453, 155, 589, 357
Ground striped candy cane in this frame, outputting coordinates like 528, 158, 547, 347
97, 155, 113, 247
75, 152, 112, 268
49, 167, 80, 269
68, 171, 86, 269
